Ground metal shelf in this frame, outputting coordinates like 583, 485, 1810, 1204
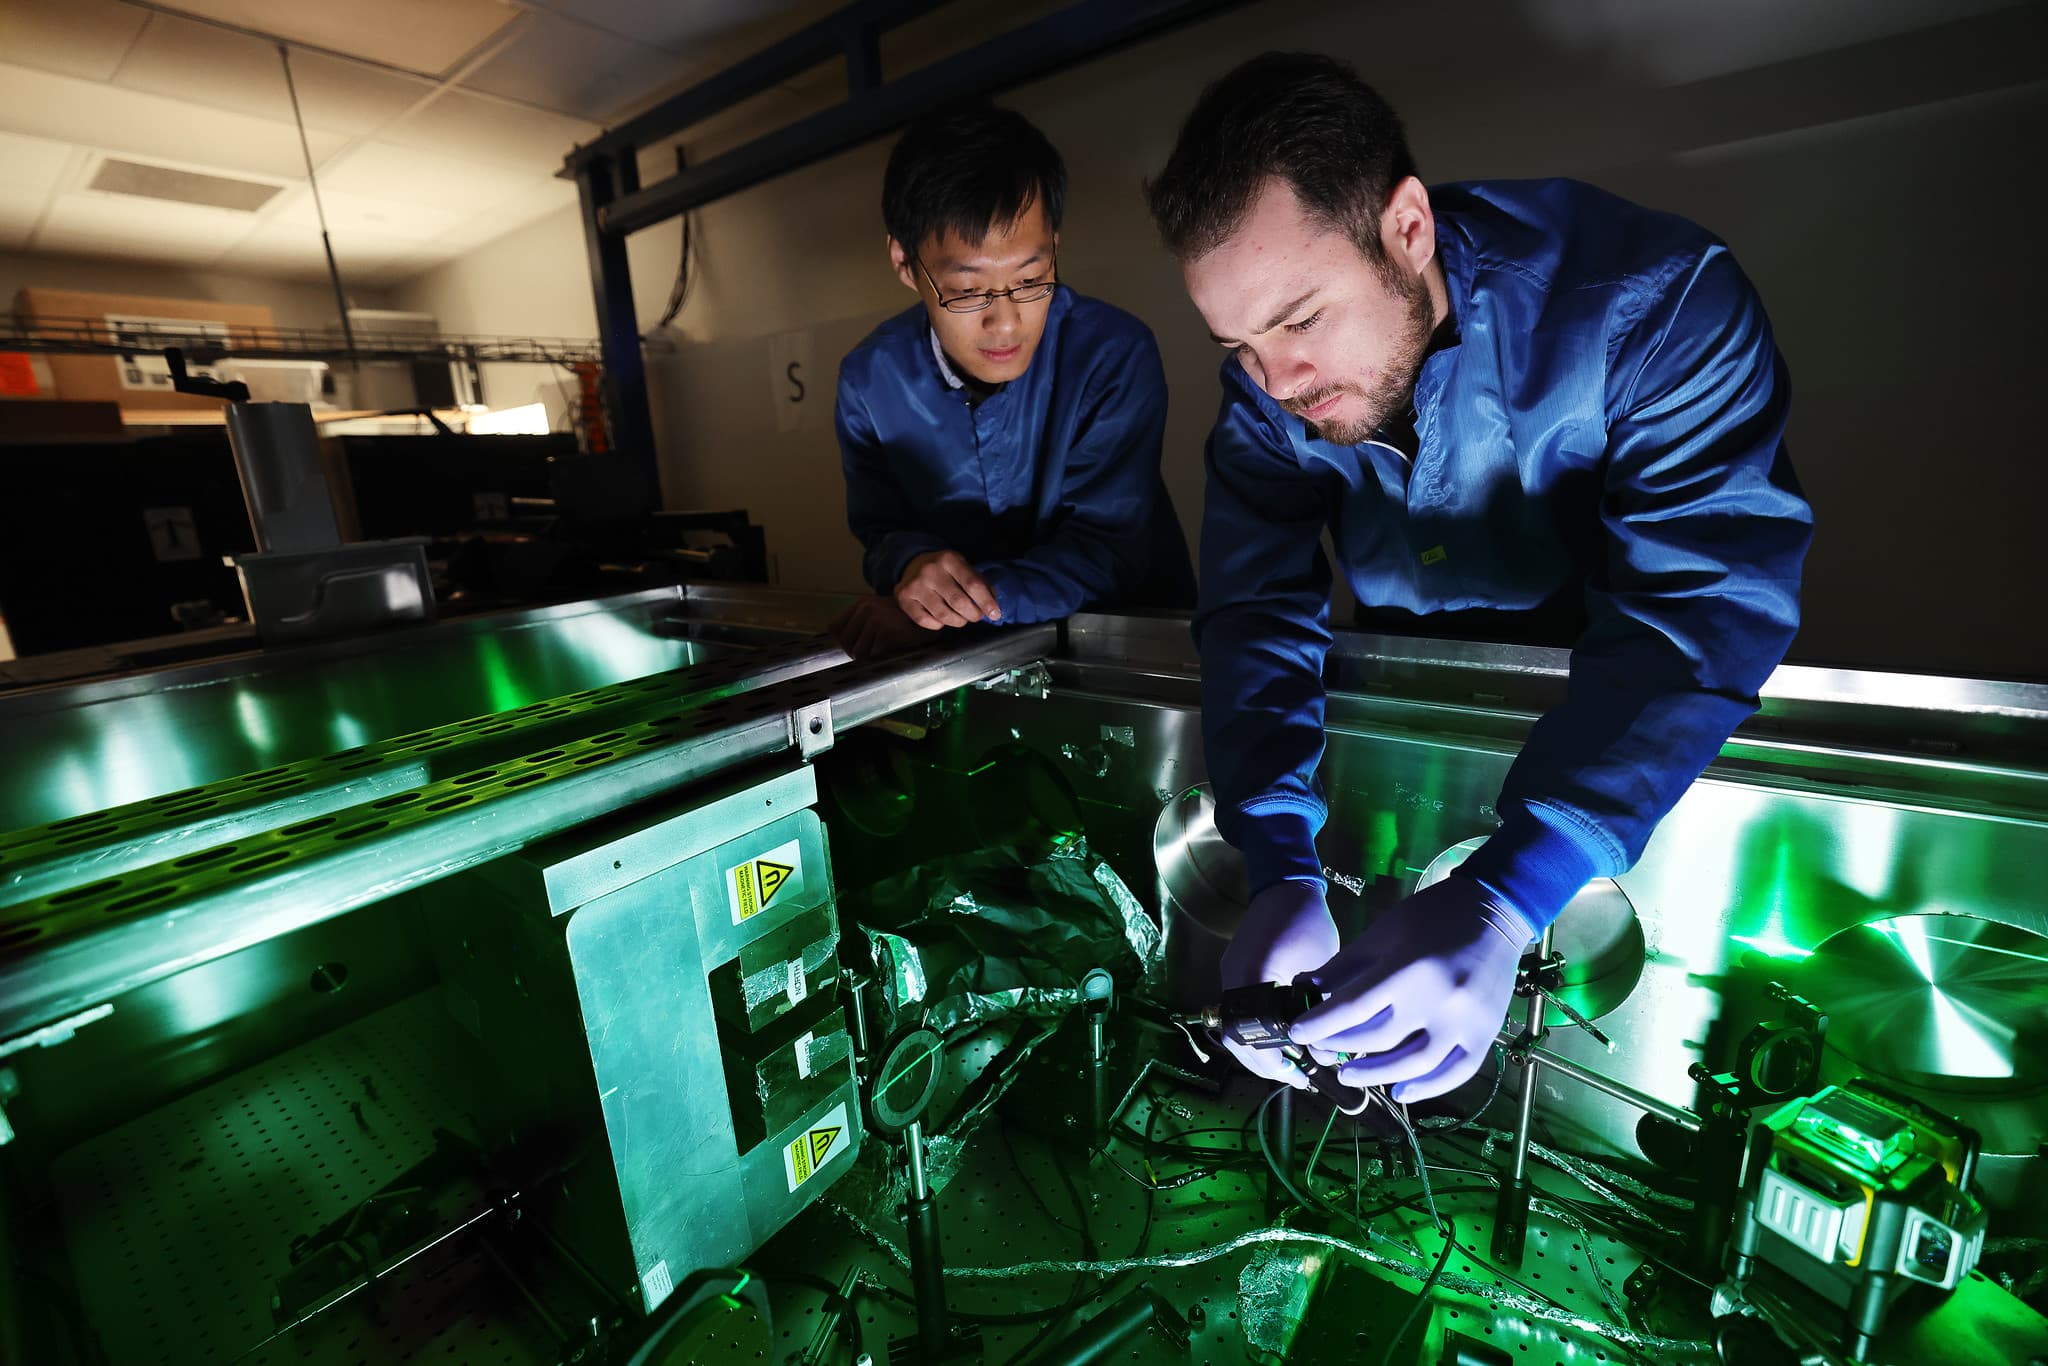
2, 313, 602, 367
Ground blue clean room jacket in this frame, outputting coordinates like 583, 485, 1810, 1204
1196, 179, 1813, 929
836, 287, 1195, 624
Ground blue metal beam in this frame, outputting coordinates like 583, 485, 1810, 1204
596, 0, 1244, 238
564, 0, 948, 175
574, 153, 658, 506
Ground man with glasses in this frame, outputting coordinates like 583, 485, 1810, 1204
1145, 54, 1812, 1104
831, 102, 1194, 657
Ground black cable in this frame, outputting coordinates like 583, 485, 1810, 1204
998, 1134, 1106, 1364
941, 1121, 1098, 1328
1001, 1097, 1165, 1366
759, 1268, 866, 1362
999, 1120, 1089, 1245
1256, 1086, 1461, 1366
651, 210, 693, 332
1376, 1215, 1457, 1366
1412, 1041, 1508, 1134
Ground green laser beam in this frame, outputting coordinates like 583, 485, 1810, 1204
879, 1038, 947, 1099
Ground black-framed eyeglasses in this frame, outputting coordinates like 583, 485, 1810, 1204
914, 252, 1059, 313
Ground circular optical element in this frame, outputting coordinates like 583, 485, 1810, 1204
1152, 783, 1250, 937
1417, 837, 1647, 1025
870, 1027, 945, 1135
1798, 912, 2048, 1089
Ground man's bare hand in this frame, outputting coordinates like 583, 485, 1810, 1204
828, 594, 933, 660
895, 550, 1001, 630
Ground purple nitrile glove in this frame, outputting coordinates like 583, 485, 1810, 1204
1288, 875, 1534, 1103
1217, 878, 1339, 1090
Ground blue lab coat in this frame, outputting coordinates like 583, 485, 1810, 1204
1197, 179, 1813, 928
836, 287, 1195, 623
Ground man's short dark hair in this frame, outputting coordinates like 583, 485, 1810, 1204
1146, 52, 1417, 263
883, 102, 1066, 254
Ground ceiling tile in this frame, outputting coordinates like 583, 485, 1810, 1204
312, 139, 549, 215
17, 12, 428, 149
383, 90, 600, 173
489, 175, 579, 226
111, 10, 431, 136
0, 61, 350, 182
270, 186, 474, 243
462, 9, 679, 121
230, 217, 428, 274
224, 239, 440, 299
429, 179, 575, 257
214, 224, 326, 279
148, 0, 522, 78
275, 49, 434, 137
110, 10, 292, 120
0, 0, 149, 82
534, 0, 823, 56
0, 129, 74, 247
35, 191, 260, 264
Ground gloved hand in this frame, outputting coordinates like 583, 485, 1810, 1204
1217, 878, 1339, 1089
1288, 875, 1534, 1103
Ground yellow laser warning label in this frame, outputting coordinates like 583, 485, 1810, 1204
783, 1103, 850, 1192
727, 837, 804, 924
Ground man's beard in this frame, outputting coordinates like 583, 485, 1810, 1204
1287, 261, 1434, 447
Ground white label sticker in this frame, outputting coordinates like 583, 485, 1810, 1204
725, 837, 804, 924
642, 1259, 674, 1311
782, 1102, 849, 1192
795, 1030, 815, 1079
787, 958, 808, 1005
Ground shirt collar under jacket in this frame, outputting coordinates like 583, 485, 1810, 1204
927, 324, 965, 391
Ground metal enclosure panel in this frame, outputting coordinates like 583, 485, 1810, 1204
536, 765, 817, 914
924, 680, 2048, 1223
444, 770, 859, 1317
680, 809, 834, 967
561, 858, 752, 1312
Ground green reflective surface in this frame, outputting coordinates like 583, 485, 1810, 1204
0, 593, 710, 831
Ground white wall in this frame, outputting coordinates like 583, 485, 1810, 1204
392, 0, 2048, 679
1, 250, 393, 329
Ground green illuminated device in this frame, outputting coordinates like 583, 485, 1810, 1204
1728, 1079, 1987, 1360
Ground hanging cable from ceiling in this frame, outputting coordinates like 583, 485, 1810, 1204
278, 43, 358, 367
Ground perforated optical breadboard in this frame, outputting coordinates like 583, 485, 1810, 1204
757, 1064, 1688, 1366
46, 992, 552, 1366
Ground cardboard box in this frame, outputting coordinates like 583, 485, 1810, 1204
0, 398, 126, 441
14, 288, 278, 416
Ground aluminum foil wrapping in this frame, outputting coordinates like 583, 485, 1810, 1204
822, 1210, 1716, 1360
933, 1225, 1716, 1360
1475, 1127, 1692, 1223
822, 1128, 976, 1246
1235, 1245, 1326, 1360
852, 835, 1160, 1037
867, 928, 928, 1012
738, 928, 839, 1016
749, 1027, 852, 1107
1081, 842, 1163, 980
1532, 1197, 1634, 1329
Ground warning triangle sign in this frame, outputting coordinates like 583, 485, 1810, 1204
754, 859, 794, 906
808, 1125, 842, 1165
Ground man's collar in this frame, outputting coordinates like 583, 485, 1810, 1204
1431, 201, 1476, 323
928, 325, 966, 391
